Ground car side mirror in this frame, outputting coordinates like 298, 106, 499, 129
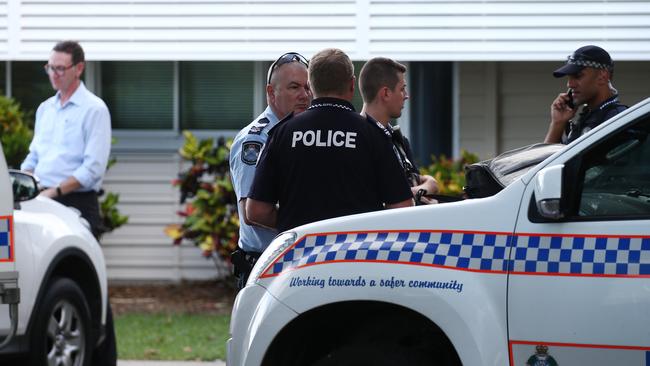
533, 165, 564, 220
9, 170, 39, 202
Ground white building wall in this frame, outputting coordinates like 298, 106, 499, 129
458, 62, 495, 159
369, 0, 650, 61
0, 0, 648, 61
100, 153, 230, 282
8, 0, 359, 60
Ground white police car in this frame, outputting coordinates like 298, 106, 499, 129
228, 98, 650, 366
0, 147, 111, 365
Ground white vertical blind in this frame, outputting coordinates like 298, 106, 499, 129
13, 0, 358, 60
0, 1, 647, 61
368, 0, 650, 60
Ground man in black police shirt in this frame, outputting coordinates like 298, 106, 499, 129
246, 48, 414, 233
545, 45, 627, 144
359, 57, 439, 205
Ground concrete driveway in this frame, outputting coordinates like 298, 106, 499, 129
119, 360, 225, 366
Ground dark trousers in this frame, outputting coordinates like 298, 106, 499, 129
54, 191, 104, 239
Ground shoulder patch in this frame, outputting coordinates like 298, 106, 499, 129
241, 141, 263, 165
248, 117, 271, 135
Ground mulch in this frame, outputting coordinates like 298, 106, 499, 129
109, 280, 238, 316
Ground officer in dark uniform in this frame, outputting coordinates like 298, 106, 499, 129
229, 52, 310, 287
246, 48, 413, 233
545, 45, 627, 144
359, 57, 438, 205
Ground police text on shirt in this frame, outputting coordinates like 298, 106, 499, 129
291, 130, 357, 148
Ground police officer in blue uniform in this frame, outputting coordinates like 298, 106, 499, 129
246, 48, 414, 234
229, 52, 310, 287
545, 45, 627, 144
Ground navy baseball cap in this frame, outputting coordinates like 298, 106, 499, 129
553, 45, 613, 78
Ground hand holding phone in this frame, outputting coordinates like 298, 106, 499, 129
566, 88, 575, 109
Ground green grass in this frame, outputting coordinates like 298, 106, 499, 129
115, 313, 230, 361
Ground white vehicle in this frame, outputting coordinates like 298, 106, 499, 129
0, 147, 112, 366
228, 98, 650, 366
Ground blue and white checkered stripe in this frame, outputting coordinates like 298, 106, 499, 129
512, 235, 650, 276
265, 231, 512, 276
0, 217, 11, 261
263, 231, 650, 277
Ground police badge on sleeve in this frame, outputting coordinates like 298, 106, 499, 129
241, 141, 263, 165
526, 345, 559, 366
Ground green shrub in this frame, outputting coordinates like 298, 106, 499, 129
165, 132, 238, 264
420, 150, 480, 196
99, 138, 129, 233
0, 96, 33, 168
100, 191, 129, 233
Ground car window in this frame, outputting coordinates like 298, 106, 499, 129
577, 115, 650, 218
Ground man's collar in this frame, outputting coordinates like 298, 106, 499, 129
56, 81, 86, 107
589, 94, 619, 111
363, 109, 390, 128
365, 113, 392, 137
263, 105, 280, 123
262, 105, 285, 132
309, 97, 356, 112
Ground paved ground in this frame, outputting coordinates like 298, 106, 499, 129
119, 360, 225, 366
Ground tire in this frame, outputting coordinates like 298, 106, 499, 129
312, 344, 430, 366
29, 277, 93, 366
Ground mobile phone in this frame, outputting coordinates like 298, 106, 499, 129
566, 88, 575, 109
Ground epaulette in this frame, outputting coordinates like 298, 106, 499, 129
247, 117, 271, 135
268, 112, 294, 136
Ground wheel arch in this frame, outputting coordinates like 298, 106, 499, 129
262, 300, 462, 366
26, 247, 103, 345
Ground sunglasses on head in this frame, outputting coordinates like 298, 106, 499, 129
266, 52, 308, 84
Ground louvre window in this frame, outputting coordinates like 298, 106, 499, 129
102, 62, 174, 130
180, 61, 254, 130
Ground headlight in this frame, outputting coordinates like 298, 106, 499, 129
246, 231, 297, 286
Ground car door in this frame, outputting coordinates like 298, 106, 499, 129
508, 111, 650, 365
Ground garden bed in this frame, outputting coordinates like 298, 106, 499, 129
109, 280, 237, 315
